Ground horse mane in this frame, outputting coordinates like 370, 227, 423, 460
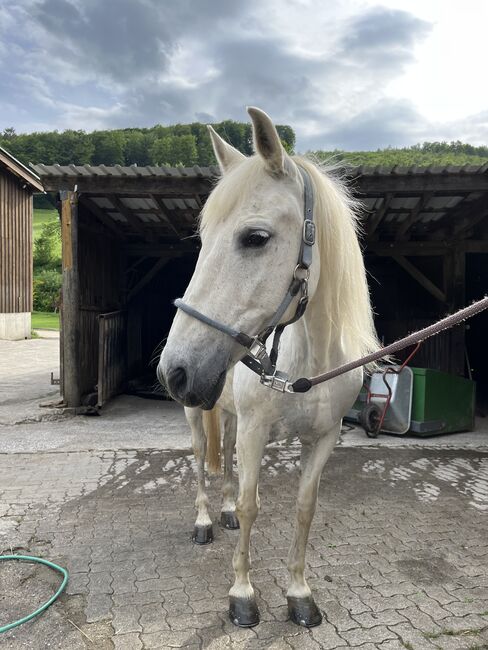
200, 154, 380, 366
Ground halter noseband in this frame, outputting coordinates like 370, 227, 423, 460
174, 166, 315, 393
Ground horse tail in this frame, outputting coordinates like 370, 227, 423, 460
203, 407, 221, 475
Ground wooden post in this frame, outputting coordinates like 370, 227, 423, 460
60, 190, 81, 407
444, 248, 466, 376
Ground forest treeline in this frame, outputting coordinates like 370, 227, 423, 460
0, 122, 295, 168
311, 142, 488, 167
1, 123, 487, 169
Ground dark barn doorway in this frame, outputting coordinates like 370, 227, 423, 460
33, 162, 488, 415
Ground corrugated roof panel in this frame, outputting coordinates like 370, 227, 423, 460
136, 212, 160, 223
419, 211, 446, 223
390, 197, 420, 209
426, 196, 463, 209
92, 197, 115, 209
107, 212, 127, 223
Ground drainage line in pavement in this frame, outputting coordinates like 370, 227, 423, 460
0, 555, 69, 633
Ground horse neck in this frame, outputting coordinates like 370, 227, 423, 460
284, 272, 347, 376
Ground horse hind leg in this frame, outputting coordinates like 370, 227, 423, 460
220, 412, 239, 530
286, 425, 340, 627
186, 407, 214, 544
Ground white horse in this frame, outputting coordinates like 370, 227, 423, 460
158, 107, 379, 628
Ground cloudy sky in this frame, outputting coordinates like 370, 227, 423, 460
0, 0, 487, 150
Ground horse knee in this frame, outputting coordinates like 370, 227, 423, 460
236, 498, 258, 523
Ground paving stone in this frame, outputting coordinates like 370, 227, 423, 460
388, 622, 440, 650
138, 603, 170, 633
352, 609, 407, 628
112, 604, 142, 634
142, 631, 200, 649
113, 632, 143, 649
82, 591, 112, 622
3, 443, 488, 649
309, 621, 347, 648
341, 624, 396, 646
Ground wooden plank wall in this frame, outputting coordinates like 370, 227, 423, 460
0, 169, 32, 313
77, 202, 124, 397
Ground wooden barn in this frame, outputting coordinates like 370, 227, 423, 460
0, 147, 44, 340
32, 162, 488, 411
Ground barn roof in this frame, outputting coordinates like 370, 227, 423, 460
31, 162, 488, 250
0, 147, 44, 192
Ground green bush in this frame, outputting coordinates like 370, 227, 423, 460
33, 269, 62, 312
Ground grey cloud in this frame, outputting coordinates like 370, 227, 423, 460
5, 1, 477, 152
305, 100, 425, 151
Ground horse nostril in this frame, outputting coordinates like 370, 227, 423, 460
169, 366, 188, 397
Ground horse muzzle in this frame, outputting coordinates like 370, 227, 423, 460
158, 347, 228, 410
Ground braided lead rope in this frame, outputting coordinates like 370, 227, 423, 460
306, 296, 488, 387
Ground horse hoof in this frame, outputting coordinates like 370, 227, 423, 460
192, 524, 213, 545
229, 595, 260, 627
221, 511, 240, 529
287, 596, 323, 627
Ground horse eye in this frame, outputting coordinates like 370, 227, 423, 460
242, 230, 270, 248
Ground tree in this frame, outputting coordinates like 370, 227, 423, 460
91, 131, 125, 165
149, 134, 198, 166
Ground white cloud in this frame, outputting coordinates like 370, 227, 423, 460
0, 0, 486, 150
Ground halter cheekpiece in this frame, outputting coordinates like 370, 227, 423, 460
174, 166, 315, 394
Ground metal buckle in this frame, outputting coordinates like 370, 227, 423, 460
260, 370, 294, 393
303, 219, 315, 246
248, 338, 269, 362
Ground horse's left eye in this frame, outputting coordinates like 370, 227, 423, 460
242, 230, 270, 248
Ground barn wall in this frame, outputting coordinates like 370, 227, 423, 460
0, 169, 32, 338
77, 204, 125, 396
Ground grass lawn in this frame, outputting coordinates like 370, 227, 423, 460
33, 208, 62, 259
31, 311, 60, 330
33, 208, 58, 239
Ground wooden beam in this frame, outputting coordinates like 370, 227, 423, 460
39, 176, 215, 195
60, 190, 81, 407
124, 243, 199, 256
444, 249, 466, 375
392, 254, 446, 303
149, 194, 181, 237
80, 196, 123, 240
128, 256, 173, 301
395, 192, 434, 241
430, 192, 488, 241
367, 193, 393, 237
368, 242, 449, 257
109, 194, 152, 241
354, 173, 488, 194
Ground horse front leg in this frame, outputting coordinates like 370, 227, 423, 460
229, 426, 266, 628
286, 425, 340, 627
185, 407, 213, 545
220, 412, 239, 529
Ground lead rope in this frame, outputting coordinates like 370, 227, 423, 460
291, 295, 488, 393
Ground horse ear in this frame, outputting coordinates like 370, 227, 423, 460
247, 106, 287, 176
207, 125, 245, 173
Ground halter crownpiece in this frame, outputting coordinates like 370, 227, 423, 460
174, 166, 315, 392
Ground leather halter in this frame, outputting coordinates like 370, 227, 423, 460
174, 166, 315, 393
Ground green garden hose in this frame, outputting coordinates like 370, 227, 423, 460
0, 555, 69, 634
